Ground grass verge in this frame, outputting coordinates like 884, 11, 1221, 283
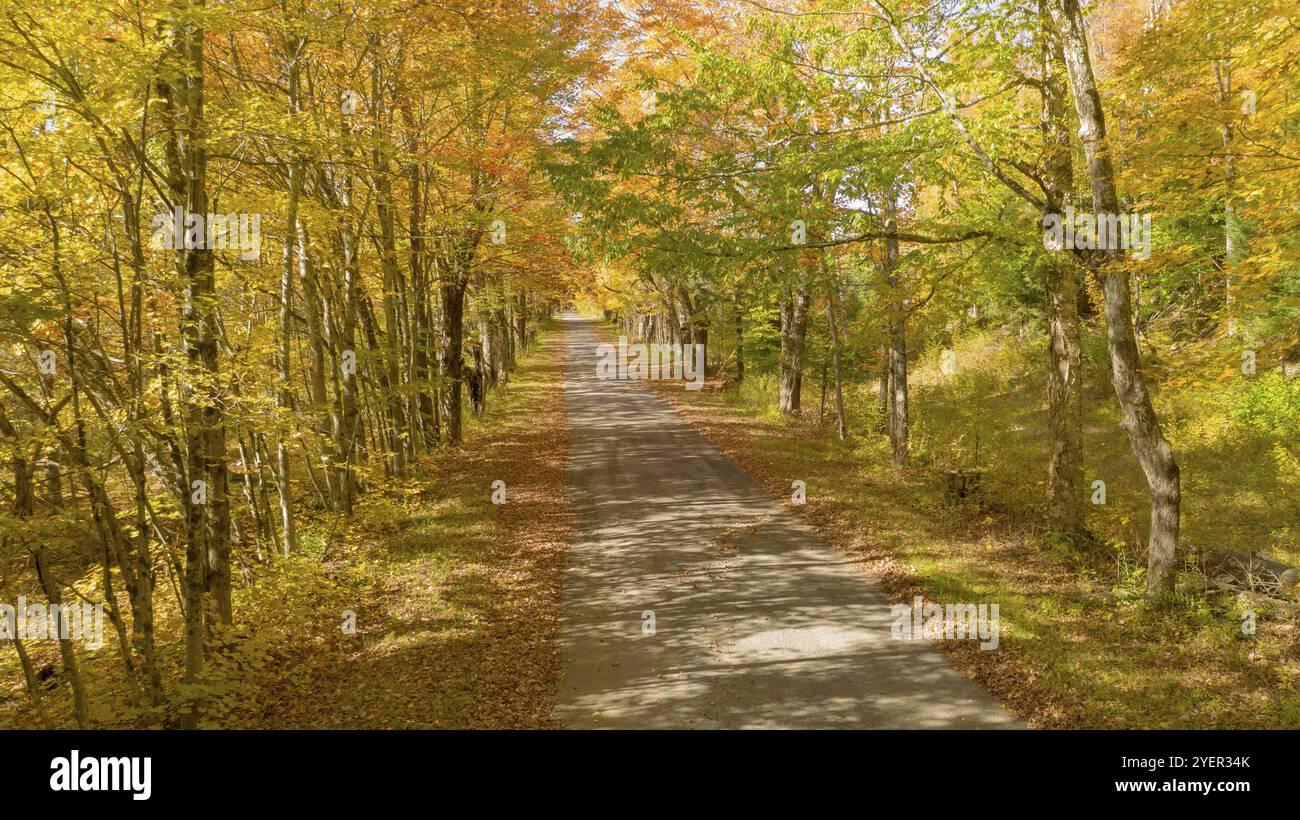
646, 328, 1299, 728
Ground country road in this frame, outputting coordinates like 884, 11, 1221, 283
553, 314, 1021, 728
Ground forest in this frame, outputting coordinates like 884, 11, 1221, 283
0, 0, 1296, 730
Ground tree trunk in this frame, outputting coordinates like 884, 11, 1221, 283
297, 228, 336, 504
884, 188, 909, 466
0, 407, 53, 726
1045, 259, 1085, 535
439, 276, 467, 445
336, 147, 362, 513
275, 30, 303, 556
372, 39, 408, 475
826, 286, 848, 441
1040, 1, 1086, 538
514, 290, 528, 356
778, 280, 810, 414
1213, 57, 1242, 332
410, 212, 437, 448
180, 9, 232, 629
877, 342, 889, 433
33, 548, 89, 727
1049, 0, 1181, 597
888, 318, 909, 466
733, 293, 745, 383
158, 10, 207, 726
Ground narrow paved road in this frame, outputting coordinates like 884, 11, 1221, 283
554, 315, 1020, 728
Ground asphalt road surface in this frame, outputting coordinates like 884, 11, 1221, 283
553, 314, 1021, 729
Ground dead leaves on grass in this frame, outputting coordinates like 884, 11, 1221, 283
257, 330, 573, 728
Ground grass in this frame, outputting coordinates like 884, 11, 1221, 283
650, 323, 1300, 728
